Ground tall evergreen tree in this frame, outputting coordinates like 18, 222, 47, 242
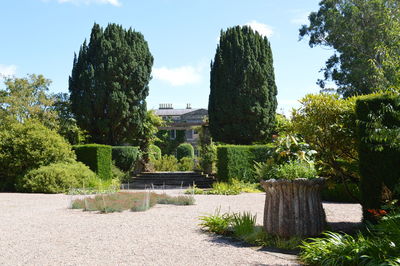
208, 26, 277, 144
69, 23, 153, 145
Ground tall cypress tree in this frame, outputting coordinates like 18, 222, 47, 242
208, 26, 277, 144
69, 23, 153, 145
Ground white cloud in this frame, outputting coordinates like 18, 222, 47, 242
153, 65, 202, 86
0, 64, 17, 77
244, 20, 274, 38
57, 0, 121, 7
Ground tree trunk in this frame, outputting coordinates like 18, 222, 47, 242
261, 178, 326, 238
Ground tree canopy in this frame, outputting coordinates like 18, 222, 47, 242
208, 26, 277, 144
300, 0, 400, 97
69, 23, 153, 145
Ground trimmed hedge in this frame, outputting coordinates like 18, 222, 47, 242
176, 143, 194, 160
217, 144, 274, 182
112, 146, 140, 172
356, 94, 400, 221
73, 144, 112, 180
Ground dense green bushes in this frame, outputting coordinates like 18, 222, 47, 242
356, 94, 400, 221
217, 145, 273, 182
73, 144, 112, 180
149, 144, 161, 161
176, 143, 194, 160
321, 182, 361, 203
112, 146, 140, 172
18, 162, 98, 193
0, 119, 76, 191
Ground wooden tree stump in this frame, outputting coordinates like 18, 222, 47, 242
261, 178, 326, 238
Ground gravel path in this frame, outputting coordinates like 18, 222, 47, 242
0, 190, 362, 266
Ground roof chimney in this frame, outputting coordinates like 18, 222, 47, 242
159, 103, 173, 109
186, 103, 192, 109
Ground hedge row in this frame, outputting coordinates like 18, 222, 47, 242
217, 144, 274, 182
176, 143, 194, 160
356, 94, 400, 221
73, 144, 112, 180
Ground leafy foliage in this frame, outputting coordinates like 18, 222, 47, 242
69, 23, 153, 145
197, 124, 217, 174
0, 74, 58, 129
18, 162, 99, 193
155, 129, 185, 155
0, 119, 76, 191
321, 182, 361, 203
199, 208, 233, 235
300, 0, 400, 97
185, 179, 261, 195
292, 93, 358, 182
209, 25, 277, 144
151, 155, 179, 171
300, 211, 400, 265
178, 157, 194, 171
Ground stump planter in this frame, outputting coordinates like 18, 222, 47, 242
261, 178, 326, 238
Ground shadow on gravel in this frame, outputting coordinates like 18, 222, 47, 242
327, 221, 363, 234
200, 230, 299, 256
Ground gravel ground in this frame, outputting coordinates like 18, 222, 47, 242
0, 190, 362, 266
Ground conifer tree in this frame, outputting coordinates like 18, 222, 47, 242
69, 23, 153, 145
208, 26, 277, 144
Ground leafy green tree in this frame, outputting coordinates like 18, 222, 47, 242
69, 23, 154, 145
0, 74, 57, 129
209, 26, 277, 144
300, 0, 400, 97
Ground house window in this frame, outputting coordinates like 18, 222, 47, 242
169, 129, 176, 140
186, 129, 193, 140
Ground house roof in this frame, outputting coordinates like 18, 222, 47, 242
154, 108, 204, 116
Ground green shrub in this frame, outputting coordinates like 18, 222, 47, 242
231, 212, 257, 240
112, 146, 140, 172
217, 144, 273, 182
0, 119, 76, 191
274, 161, 317, 180
152, 155, 179, 171
178, 157, 194, 171
73, 144, 112, 180
111, 163, 126, 182
199, 209, 233, 235
176, 143, 194, 160
356, 94, 400, 221
321, 182, 361, 203
149, 144, 161, 160
19, 161, 99, 193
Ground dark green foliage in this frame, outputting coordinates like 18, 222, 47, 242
73, 144, 112, 180
176, 143, 194, 160
299, 0, 400, 97
155, 129, 185, 155
149, 144, 161, 161
299, 212, 400, 265
217, 145, 274, 182
18, 162, 98, 193
112, 146, 140, 172
69, 23, 153, 145
321, 182, 361, 203
356, 94, 400, 221
0, 119, 76, 191
209, 26, 277, 144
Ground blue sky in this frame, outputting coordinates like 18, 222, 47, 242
0, 0, 333, 114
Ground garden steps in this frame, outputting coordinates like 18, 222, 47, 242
125, 171, 214, 189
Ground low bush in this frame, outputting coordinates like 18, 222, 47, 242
185, 179, 261, 195
152, 155, 179, 171
178, 157, 194, 171
255, 160, 317, 180
217, 144, 274, 182
199, 209, 302, 250
111, 163, 127, 182
73, 144, 112, 180
0, 119, 76, 191
176, 143, 194, 160
112, 146, 140, 172
18, 161, 99, 193
71, 192, 195, 213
